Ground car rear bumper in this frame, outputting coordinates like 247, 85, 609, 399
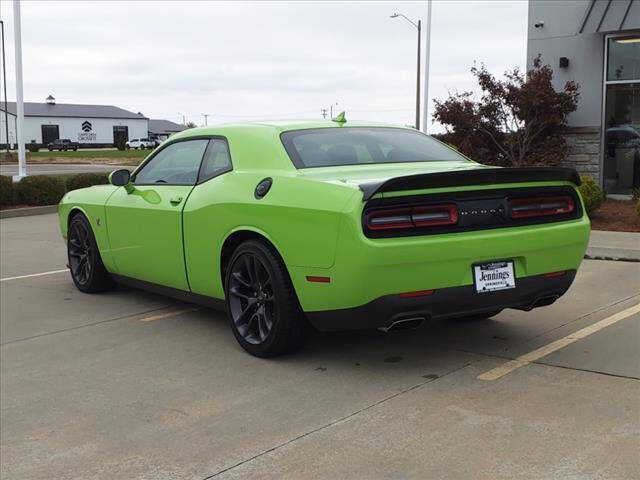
306, 270, 576, 332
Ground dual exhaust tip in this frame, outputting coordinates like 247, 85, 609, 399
379, 294, 561, 332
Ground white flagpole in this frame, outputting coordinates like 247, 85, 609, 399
13, 0, 25, 179
422, 0, 432, 134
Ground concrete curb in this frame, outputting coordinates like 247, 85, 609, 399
0, 205, 58, 219
585, 251, 640, 263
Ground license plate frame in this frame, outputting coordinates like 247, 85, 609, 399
473, 260, 516, 294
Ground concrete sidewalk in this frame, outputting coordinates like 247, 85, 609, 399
587, 230, 640, 262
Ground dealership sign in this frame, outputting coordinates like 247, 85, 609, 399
78, 121, 97, 142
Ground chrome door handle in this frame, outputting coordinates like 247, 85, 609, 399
169, 196, 183, 205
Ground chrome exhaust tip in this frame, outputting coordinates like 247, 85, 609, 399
378, 316, 426, 333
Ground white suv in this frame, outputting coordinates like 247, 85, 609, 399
125, 138, 154, 149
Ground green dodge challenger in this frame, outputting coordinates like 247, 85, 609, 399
59, 118, 590, 357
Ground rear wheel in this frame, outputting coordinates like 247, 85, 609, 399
67, 214, 113, 293
225, 240, 306, 357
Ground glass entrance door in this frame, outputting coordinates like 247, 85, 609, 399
603, 36, 640, 195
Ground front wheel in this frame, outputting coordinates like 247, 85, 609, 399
225, 240, 306, 357
67, 214, 113, 293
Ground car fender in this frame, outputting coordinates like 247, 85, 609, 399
59, 185, 119, 273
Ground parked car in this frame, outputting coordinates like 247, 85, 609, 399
125, 138, 155, 150
58, 118, 590, 357
47, 139, 79, 151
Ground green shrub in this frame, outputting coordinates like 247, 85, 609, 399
26, 142, 39, 153
115, 138, 127, 151
16, 175, 66, 206
636, 199, 640, 219
0, 175, 14, 206
66, 172, 109, 191
578, 175, 605, 215
632, 187, 640, 203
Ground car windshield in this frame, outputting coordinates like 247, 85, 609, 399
281, 127, 468, 168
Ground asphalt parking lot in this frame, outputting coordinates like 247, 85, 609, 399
1, 213, 639, 480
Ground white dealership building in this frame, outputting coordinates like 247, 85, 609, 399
0, 96, 149, 148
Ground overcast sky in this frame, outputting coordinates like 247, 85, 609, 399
0, 0, 528, 131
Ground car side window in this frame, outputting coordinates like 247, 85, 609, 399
134, 139, 209, 185
198, 139, 232, 183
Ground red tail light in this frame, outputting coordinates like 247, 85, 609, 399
509, 196, 574, 219
367, 204, 458, 231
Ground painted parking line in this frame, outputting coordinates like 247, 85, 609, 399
0, 269, 68, 282
478, 303, 640, 381
138, 307, 200, 322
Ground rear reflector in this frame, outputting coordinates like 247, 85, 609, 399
398, 289, 435, 298
367, 204, 458, 231
510, 196, 574, 219
306, 276, 331, 283
544, 271, 566, 278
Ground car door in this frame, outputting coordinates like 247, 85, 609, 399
105, 138, 210, 290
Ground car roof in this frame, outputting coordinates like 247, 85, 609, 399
169, 119, 413, 139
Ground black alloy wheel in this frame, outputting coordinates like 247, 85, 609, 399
225, 240, 306, 357
68, 218, 93, 286
228, 253, 275, 345
67, 214, 113, 293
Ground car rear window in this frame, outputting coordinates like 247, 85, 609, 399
280, 127, 467, 168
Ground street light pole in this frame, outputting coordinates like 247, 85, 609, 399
415, 20, 421, 132
0, 21, 10, 153
391, 13, 421, 130
13, 0, 26, 179
422, 0, 432, 134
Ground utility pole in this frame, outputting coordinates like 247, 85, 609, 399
1, 20, 9, 153
13, 0, 25, 179
321, 109, 327, 119
203, 114, 209, 126
422, 0, 432, 134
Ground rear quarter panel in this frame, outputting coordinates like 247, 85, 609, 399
183, 171, 358, 299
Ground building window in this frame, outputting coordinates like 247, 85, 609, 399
607, 37, 640, 82
603, 36, 640, 195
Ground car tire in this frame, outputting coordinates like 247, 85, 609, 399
48, 147, 53, 151
73, 147, 78, 151
67, 213, 113, 293
225, 240, 306, 357
453, 309, 503, 321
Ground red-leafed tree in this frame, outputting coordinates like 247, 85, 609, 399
433, 56, 579, 167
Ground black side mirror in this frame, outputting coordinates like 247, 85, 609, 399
109, 169, 131, 187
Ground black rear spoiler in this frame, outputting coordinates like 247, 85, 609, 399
358, 167, 581, 201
